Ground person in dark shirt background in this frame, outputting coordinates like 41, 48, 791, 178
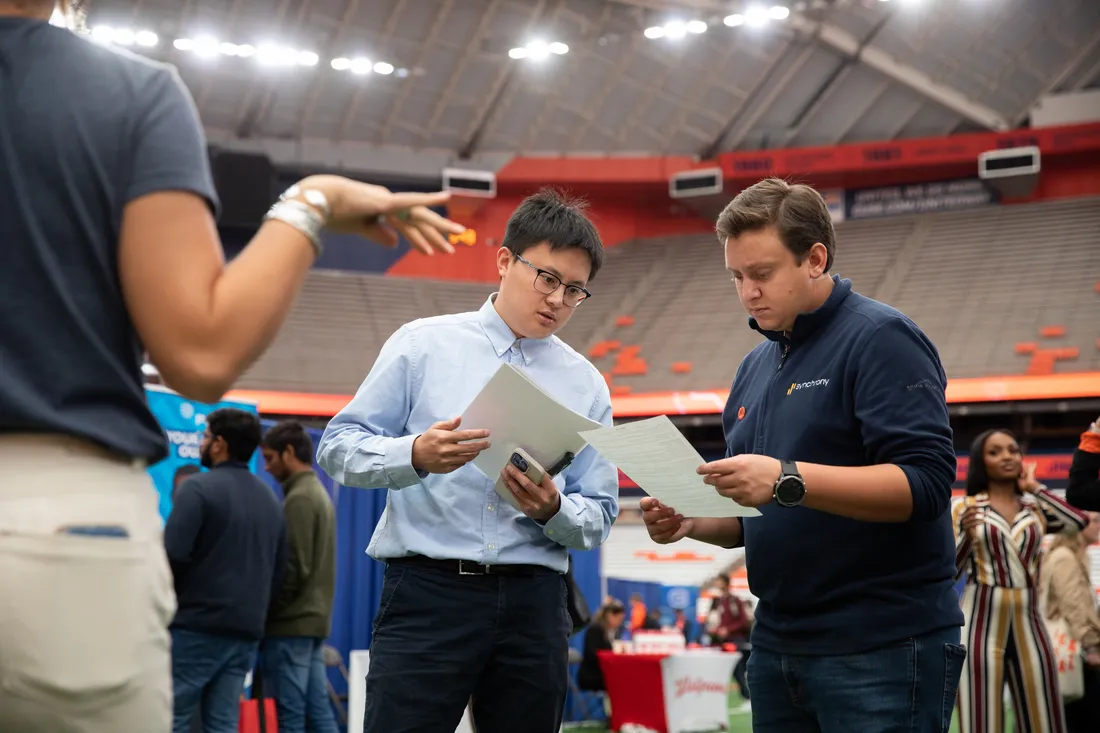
577, 599, 626, 693
164, 408, 287, 733
707, 574, 752, 702
1067, 416, 1100, 511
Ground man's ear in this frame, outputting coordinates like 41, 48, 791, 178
495, 247, 512, 278
807, 242, 829, 279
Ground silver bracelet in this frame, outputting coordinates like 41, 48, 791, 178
281, 184, 332, 220
264, 199, 325, 259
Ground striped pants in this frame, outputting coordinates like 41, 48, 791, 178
958, 583, 1066, 733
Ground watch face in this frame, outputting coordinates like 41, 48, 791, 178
776, 476, 805, 505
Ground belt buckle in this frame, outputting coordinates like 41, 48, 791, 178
458, 560, 486, 576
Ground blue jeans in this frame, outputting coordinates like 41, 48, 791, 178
747, 626, 967, 733
261, 637, 339, 733
171, 628, 258, 733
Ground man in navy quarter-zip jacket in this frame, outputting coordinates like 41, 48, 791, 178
641, 178, 966, 733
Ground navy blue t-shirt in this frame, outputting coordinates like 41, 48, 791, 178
726, 276, 964, 655
0, 18, 218, 461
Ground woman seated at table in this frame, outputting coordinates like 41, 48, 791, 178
577, 598, 626, 692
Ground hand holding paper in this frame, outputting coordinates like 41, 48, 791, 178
460, 364, 603, 510
579, 416, 761, 518
698, 454, 783, 508
410, 417, 491, 474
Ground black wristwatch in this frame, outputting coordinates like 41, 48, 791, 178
773, 459, 807, 507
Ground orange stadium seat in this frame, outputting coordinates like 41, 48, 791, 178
611, 345, 648, 376
1025, 347, 1079, 376
671, 361, 693, 374
615, 315, 635, 327
1014, 342, 1038, 355
588, 340, 620, 359
1039, 325, 1066, 338
611, 385, 632, 396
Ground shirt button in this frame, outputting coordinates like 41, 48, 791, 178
488, 504, 495, 512
487, 543, 495, 550
548, 530, 555, 536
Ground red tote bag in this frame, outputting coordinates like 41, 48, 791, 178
239, 663, 278, 733
238, 697, 278, 733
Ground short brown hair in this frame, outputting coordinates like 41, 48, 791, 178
715, 178, 835, 272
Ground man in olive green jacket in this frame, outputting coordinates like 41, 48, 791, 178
260, 421, 338, 733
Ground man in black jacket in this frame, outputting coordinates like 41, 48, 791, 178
164, 408, 287, 733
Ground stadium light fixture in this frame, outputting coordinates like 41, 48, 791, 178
508, 39, 569, 60
745, 5, 770, 27
90, 25, 159, 48
644, 19, 707, 40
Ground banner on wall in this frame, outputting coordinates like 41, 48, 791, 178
145, 386, 260, 521
820, 187, 845, 224
844, 178, 999, 220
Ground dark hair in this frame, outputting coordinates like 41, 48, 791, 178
502, 187, 604, 280
262, 420, 314, 464
715, 177, 835, 272
206, 408, 262, 463
965, 429, 1021, 496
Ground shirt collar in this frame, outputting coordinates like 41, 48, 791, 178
750, 275, 853, 346
477, 294, 552, 365
282, 470, 315, 492
211, 460, 250, 471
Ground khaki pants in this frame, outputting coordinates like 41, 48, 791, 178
0, 435, 176, 733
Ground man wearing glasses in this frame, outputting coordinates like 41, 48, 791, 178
317, 188, 618, 733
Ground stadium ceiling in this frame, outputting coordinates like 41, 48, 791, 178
89, 0, 1100, 179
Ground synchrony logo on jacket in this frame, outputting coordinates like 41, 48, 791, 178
786, 378, 830, 395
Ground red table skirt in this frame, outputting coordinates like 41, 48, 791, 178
597, 652, 671, 733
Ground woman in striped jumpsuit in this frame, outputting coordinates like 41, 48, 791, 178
953, 429, 1089, 733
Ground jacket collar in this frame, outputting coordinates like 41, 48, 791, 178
211, 460, 250, 471
750, 275, 852, 347
282, 469, 316, 494
477, 294, 552, 366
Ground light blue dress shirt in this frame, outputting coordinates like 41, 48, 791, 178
316, 295, 619, 573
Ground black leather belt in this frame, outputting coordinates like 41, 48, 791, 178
392, 555, 551, 576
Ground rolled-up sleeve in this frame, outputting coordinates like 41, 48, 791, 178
316, 326, 425, 490
853, 317, 957, 522
541, 382, 619, 550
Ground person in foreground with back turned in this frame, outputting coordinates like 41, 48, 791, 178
641, 178, 966, 733
317, 188, 620, 733
0, 4, 464, 733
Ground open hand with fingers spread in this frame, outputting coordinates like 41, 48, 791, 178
640, 497, 694, 544
410, 417, 490, 474
296, 175, 467, 256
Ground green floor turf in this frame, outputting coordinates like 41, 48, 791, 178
564, 691, 1016, 732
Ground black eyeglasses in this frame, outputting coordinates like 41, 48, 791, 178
513, 253, 592, 308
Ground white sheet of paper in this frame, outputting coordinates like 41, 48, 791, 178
579, 415, 761, 518
461, 364, 603, 507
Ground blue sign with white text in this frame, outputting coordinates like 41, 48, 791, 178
145, 387, 260, 521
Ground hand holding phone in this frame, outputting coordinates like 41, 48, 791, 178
494, 448, 545, 510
